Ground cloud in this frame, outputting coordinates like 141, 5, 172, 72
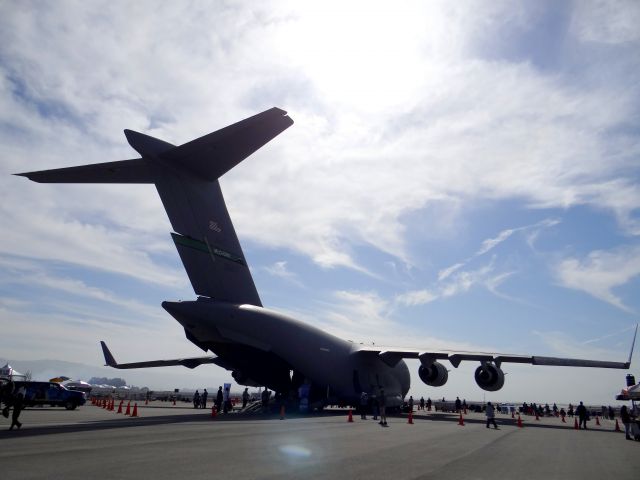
263, 261, 303, 287
1, 2, 637, 280
571, 0, 640, 44
399, 258, 515, 308
554, 245, 640, 312
0, 255, 165, 321
396, 289, 437, 307
437, 263, 464, 282
437, 218, 560, 284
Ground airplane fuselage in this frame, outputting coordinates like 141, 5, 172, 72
163, 297, 410, 407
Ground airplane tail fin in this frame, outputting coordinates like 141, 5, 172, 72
101, 341, 118, 367
18, 107, 294, 306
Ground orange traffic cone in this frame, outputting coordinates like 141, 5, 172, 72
125, 401, 131, 416
596, 416, 601, 426
574, 418, 579, 430
110, 399, 115, 411
511, 411, 515, 419
517, 414, 523, 428
408, 411, 414, 424
131, 403, 138, 417
117, 401, 123, 414
535, 412, 540, 421
615, 419, 621, 432
280, 405, 285, 420
458, 412, 464, 426
347, 409, 354, 423
211, 406, 217, 418
103, 398, 108, 409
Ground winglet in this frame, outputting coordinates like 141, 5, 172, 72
626, 324, 638, 368
100, 341, 118, 367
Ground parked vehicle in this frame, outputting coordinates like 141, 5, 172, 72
14, 381, 86, 410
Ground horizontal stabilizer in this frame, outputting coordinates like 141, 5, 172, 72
160, 107, 293, 181
124, 129, 176, 157
100, 341, 220, 370
16, 158, 154, 184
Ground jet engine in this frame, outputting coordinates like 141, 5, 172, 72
231, 370, 261, 387
474, 363, 504, 391
418, 361, 448, 387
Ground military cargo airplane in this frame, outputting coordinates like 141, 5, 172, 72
17, 107, 637, 408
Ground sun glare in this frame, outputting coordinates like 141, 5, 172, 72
279, 1, 440, 111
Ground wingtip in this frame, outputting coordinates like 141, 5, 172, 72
627, 324, 638, 365
100, 340, 117, 367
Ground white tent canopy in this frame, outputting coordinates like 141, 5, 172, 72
0, 363, 26, 381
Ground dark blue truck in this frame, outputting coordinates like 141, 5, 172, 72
15, 381, 87, 410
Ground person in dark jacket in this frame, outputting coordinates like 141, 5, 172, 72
216, 386, 223, 413
620, 405, 632, 440
242, 388, 249, 409
576, 401, 588, 429
9, 384, 25, 430
360, 391, 368, 420
193, 390, 200, 409
201, 389, 208, 409
378, 388, 387, 426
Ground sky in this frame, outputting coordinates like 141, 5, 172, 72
0, 0, 639, 404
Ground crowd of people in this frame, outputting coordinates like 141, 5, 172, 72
193, 385, 251, 414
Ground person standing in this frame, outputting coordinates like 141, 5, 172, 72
426, 397, 432, 411
419, 397, 425, 411
576, 401, 588, 429
485, 402, 499, 429
455, 397, 461, 413
202, 389, 208, 409
408, 396, 414, 412
193, 390, 200, 409
378, 388, 387, 426
242, 388, 249, 409
360, 391, 368, 420
620, 405, 632, 440
216, 386, 223, 413
9, 384, 25, 431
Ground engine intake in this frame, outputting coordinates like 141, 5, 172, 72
232, 370, 261, 387
474, 363, 504, 391
418, 361, 448, 387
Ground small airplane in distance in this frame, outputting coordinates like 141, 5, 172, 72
17, 107, 637, 409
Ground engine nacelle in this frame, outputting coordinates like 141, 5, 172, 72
474, 364, 505, 391
231, 370, 261, 387
418, 361, 448, 387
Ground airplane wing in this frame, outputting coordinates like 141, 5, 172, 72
100, 341, 234, 370
352, 324, 637, 369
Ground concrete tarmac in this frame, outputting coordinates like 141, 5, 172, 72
1, 404, 638, 479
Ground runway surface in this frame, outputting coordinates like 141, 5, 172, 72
1, 403, 638, 479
